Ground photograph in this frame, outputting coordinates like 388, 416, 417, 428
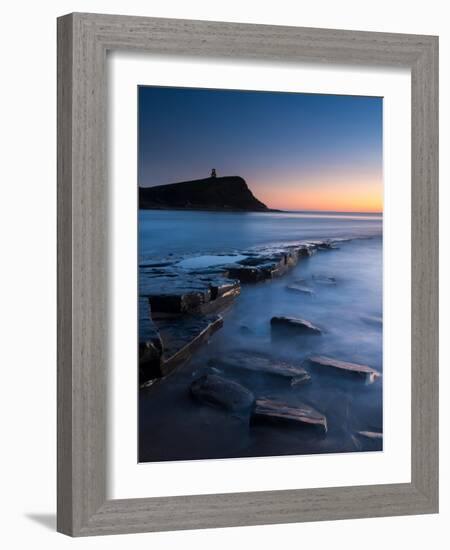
138, 85, 383, 462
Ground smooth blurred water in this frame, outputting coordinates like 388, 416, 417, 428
139, 210, 383, 462
139, 210, 382, 261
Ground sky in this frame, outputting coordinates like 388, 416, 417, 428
138, 86, 383, 212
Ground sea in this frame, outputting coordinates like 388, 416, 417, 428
139, 210, 383, 462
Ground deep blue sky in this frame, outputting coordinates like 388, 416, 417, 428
138, 86, 382, 211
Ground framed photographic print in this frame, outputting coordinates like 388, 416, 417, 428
57, 13, 438, 536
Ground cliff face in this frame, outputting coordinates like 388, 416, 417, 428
139, 176, 269, 211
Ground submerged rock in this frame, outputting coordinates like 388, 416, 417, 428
286, 284, 314, 296
360, 315, 383, 328
239, 325, 253, 335
308, 355, 381, 384
251, 398, 327, 432
353, 430, 383, 451
190, 374, 255, 412
291, 374, 313, 386
211, 351, 311, 382
271, 316, 322, 336
356, 430, 383, 440
312, 274, 337, 285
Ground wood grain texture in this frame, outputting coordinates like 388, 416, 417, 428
57, 12, 439, 536
410, 36, 439, 506
57, 13, 74, 535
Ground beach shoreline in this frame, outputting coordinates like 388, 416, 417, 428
138, 224, 382, 462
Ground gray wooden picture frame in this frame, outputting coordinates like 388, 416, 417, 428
57, 12, 439, 537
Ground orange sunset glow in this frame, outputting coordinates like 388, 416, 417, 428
251, 168, 383, 213
256, 173, 383, 213
139, 87, 383, 214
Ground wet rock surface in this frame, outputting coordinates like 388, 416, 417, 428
190, 374, 255, 412
209, 351, 311, 383
139, 291, 223, 384
139, 239, 337, 382
251, 398, 327, 432
308, 355, 381, 383
140, 274, 240, 317
356, 430, 383, 440
138, 234, 384, 461
158, 315, 224, 375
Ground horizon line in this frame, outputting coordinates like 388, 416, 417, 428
277, 208, 383, 214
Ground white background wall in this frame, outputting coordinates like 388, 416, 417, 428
0, 1, 447, 548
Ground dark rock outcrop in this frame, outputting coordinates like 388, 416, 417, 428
190, 374, 255, 412
139, 176, 269, 211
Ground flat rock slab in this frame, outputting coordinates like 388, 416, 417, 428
139, 240, 337, 312
138, 238, 341, 378
158, 315, 224, 376
141, 275, 240, 316
218, 243, 327, 283
212, 352, 311, 383
309, 355, 381, 383
191, 374, 255, 412
271, 316, 322, 335
251, 398, 327, 432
